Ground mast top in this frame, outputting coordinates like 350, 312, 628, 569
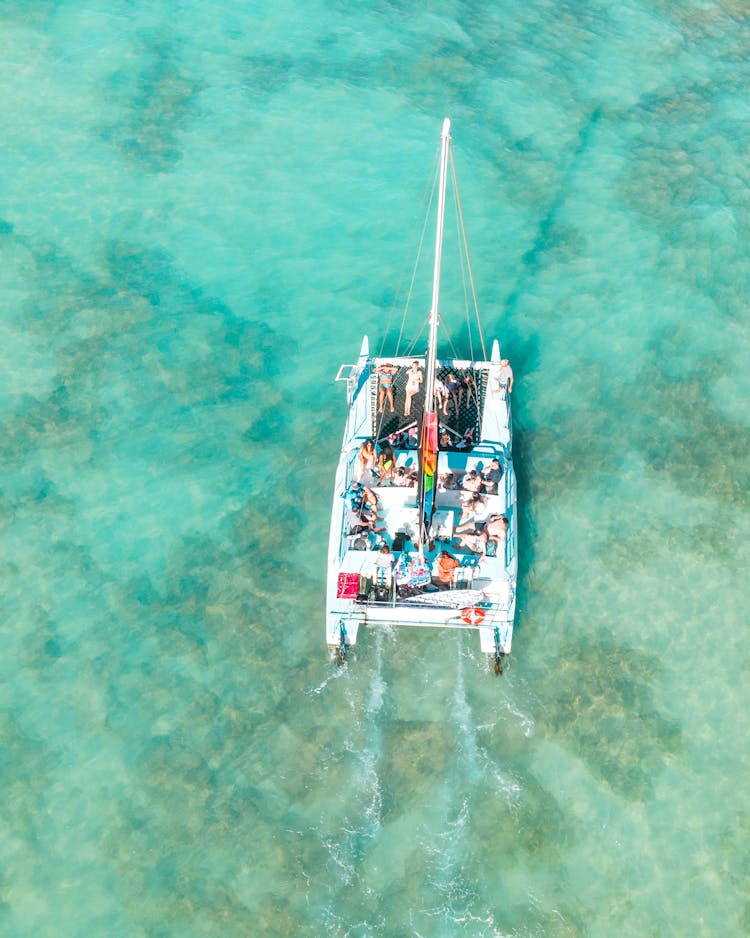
442, 117, 451, 138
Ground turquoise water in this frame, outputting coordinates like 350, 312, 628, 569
1, 1, 749, 934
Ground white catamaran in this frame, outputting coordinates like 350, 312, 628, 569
326, 118, 517, 674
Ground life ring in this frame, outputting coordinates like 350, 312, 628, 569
461, 606, 485, 626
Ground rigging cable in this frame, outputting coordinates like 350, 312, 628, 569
393, 151, 440, 359
451, 155, 474, 362
450, 150, 487, 361
378, 167, 434, 359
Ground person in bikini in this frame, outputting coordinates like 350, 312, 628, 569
376, 363, 399, 413
356, 438, 378, 485
404, 361, 423, 416
377, 442, 395, 486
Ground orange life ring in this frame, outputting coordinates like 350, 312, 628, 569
461, 606, 485, 626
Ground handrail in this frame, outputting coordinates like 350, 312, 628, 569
335, 363, 358, 381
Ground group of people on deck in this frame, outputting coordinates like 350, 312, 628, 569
371, 535, 505, 597
376, 359, 514, 417
357, 437, 504, 499
355, 438, 419, 488
438, 458, 503, 495
348, 437, 509, 569
373, 542, 459, 594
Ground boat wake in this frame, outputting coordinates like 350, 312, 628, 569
320, 630, 387, 923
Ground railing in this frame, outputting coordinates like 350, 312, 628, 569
335, 361, 370, 407
336, 447, 361, 563
504, 454, 516, 568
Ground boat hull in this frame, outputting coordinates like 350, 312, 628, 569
327, 340, 517, 661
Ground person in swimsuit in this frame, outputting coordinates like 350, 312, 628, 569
376, 363, 399, 413
444, 372, 459, 415
484, 515, 508, 553
434, 376, 448, 414
457, 492, 485, 527
356, 438, 378, 485
453, 530, 486, 555
377, 442, 395, 486
461, 469, 483, 493
459, 372, 478, 410
404, 361, 423, 416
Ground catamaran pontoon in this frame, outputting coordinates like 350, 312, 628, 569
326, 118, 517, 674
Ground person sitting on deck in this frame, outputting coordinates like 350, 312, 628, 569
375, 542, 395, 574
484, 514, 508, 554
455, 428, 474, 451
438, 471, 456, 492
349, 499, 376, 527
377, 442, 395, 486
453, 530, 486, 556
461, 469, 483, 493
376, 363, 399, 413
439, 426, 452, 449
431, 550, 460, 590
393, 466, 409, 487
457, 492, 485, 526
482, 458, 503, 494
349, 504, 386, 537
346, 481, 379, 512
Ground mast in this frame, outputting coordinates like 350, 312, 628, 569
424, 117, 451, 408
418, 118, 451, 547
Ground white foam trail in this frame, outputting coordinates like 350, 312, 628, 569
452, 639, 482, 784
321, 629, 387, 916
306, 664, 347, 696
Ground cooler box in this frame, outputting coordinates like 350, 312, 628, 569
337, 572, 360, 599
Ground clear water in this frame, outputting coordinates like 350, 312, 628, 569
1, 1, 749, 935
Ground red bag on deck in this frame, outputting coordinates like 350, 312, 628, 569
337, 572, 360, 599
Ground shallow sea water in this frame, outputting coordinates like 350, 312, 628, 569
1, 1, 749, 935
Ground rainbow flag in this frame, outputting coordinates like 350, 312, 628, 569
418, 411, 439, 527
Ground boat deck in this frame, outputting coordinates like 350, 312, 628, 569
369, 359, 485, 449
336, 446, 515, 638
